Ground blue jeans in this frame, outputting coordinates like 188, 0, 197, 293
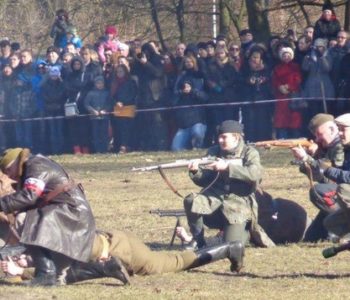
47, 118, 64, 155
171, 123, 207, 151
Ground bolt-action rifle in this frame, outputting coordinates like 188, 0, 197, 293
149, 209, 186, 248
251, 138, 314, 149
132, 157, 242, 198
131, 157, 219, 172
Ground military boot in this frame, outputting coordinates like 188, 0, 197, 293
22, 248, 57, 286
187, 241, 244, 273
65, 256, 130, 285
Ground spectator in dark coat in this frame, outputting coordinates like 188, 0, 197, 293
241, 46, 273, 142
302, 38, 334, 119
42, 66, 66, 154
132, 42, 168, 151
314, 2, 341, 41
110, 65, 137, 153
171, 78, 208, 151
63, 56, 90, 154
84, 76, 111, 153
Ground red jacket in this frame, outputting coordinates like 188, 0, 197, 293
272, 61, 302, 129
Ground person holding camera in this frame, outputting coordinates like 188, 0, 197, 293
50, 9, 72, 51
302, 38, 334, 119
171, 78, 208, 151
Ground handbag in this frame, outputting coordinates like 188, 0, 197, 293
113, 104, 136, 118
64, 101, 79, 117
64, 72, 85, 117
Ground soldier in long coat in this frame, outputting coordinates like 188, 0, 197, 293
0, 148, 96, 286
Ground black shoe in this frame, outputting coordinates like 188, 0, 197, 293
188, 241, 244, 272
21, 248, 57, 287
66, 256, 130, 285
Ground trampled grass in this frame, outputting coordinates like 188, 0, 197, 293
1, 149, 350, 300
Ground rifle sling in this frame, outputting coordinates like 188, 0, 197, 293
158, 167, 183, 199
39, 180, 76, 208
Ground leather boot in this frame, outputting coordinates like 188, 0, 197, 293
187, 241, 244, 273
65, 256, 130, 285
22, 248, 57, 286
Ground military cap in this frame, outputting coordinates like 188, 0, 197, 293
218, 120, 243, 135
0, 148, 23, 171
335, 113, 350, 127
308, 113, 334, 133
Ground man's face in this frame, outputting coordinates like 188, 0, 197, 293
337, 32, 347, 47
47, 51, 59, 64
176, 43, 186, 57
304, 27, 314, 39
81, 51, 91, 64
20, 52, 32, 65
218, 133, 239, 151
0, 45, 11, 57
315, 122, 338, 147
3, 159, 19, 181
338, 125, 350, 145
240, 33, 253, 44
66, 44, 76, 54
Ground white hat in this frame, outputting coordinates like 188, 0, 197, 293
314, 38, 327, 48
279, 47, 294, 60
335, 113, 350, 127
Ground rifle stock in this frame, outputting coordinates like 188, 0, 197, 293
132, 157, 243, 172
252, 138, 313, 149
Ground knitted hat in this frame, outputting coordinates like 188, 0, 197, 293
105, 25, 118, 36
308, 113, 334, 133
94, 75, 105, 84
0, 148, 23, 171
239, 29, 252, 36
197, 42, 207, 50
322, 2, 334, 12
335, 113, 350, 127
218, 120, 243, 135
314, 38, 328, 48
46, 46, 60, 55
279, 47, 294, 60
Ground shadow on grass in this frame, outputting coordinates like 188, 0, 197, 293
191, 269, 350, 279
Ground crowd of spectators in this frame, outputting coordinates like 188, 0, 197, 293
0, 4, 350, 155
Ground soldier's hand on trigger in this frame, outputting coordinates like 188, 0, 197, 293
291, 145, 308, 161
305, 140, 318, 155
208, 158, 229, 172
188, 159, 201, 173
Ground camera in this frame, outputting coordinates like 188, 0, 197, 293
58, 15, 65, 21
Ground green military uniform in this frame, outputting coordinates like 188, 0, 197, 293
183, 121, 273, 248
90, 231, 197, 275
324, 184, 350, 240
300, 114, 345, 242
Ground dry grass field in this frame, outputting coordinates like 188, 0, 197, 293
1, 149, 350, 300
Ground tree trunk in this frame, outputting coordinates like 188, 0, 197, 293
219, 0, 230, 37
174, 0, 185, 42
245, 0, 271, 43
345, 0, 350, 31
148, 0, 167, 51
